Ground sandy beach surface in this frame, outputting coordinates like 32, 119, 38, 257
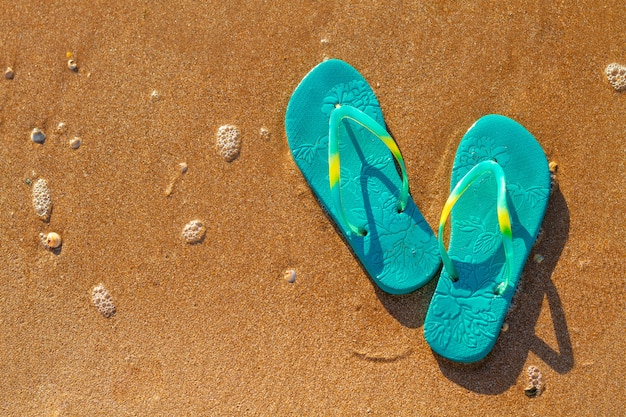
1, 1, 625, 415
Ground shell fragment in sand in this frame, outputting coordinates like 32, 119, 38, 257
182, 220, 206, 244
32, 178, 52, 220
216, 125, 241, 162
92, 284, 116, 318
524, 366, 545, 397
606, 63, 626, 91
40, 232, 62, 249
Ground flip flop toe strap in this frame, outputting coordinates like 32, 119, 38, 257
328, 105, 409, 236
438, 160, 514, 295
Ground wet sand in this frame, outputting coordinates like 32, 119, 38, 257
1, 1, 624, 415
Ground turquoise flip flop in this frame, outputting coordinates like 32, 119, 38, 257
424, 115, 551, 362
285, 59, 439, 294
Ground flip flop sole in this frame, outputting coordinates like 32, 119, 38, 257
424, 114, 551, 362
285, 59, 439, 294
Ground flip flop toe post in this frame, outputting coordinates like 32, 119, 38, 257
424, 115, 551, 363
285, 59, 439, 294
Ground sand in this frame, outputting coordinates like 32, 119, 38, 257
1, 1, 624, 415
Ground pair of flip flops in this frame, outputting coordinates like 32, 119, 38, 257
285, 59, 551, 363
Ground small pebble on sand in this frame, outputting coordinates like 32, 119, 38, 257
549, 161, 558, 173
69, 137, 82, 149
283, 268, 297, 283
4, 67, 14, 79
68, 59, 78, 72
55, 122, 67, 134
30, 128, 46, 144
260, 127, 270, 140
